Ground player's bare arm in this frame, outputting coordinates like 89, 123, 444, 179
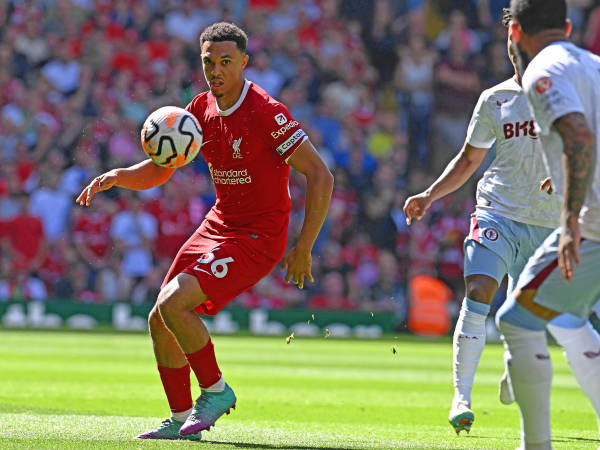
76, 160, 175, 207
403, 143, 488, 224
553, 112, 596, 281
283, 140, 333, 289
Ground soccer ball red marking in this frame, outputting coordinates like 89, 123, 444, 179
535, 77, 552, 94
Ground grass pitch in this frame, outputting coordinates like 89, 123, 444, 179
0, 330, 597, 450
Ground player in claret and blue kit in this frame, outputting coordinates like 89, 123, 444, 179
77, 22, 333, 440
403, 8, 600, 437
495, 0, 600, 448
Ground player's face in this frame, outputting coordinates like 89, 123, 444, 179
507, 24, 521, 78
509, 21, 531, 79
201, 41, 248, 99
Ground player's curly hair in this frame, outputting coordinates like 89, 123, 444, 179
510, 0, 566, 35
501, 8, 512, 27
200, 22, 248, 53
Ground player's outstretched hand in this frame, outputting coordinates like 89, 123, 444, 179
281, 247, 314, 289
558, 215, 581, 282
539, 177, 554, 195
403, 192, 432, 225
76, 171, 118, 207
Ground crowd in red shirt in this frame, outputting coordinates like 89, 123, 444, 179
1, 0, 598, 322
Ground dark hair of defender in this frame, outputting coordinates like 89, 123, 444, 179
510, 0, 566, 35
199, 22, 248, 53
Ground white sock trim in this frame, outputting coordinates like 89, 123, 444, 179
171, 407, 193, 422
205, 376, 226, 392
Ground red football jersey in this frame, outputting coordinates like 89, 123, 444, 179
185, 80, 307, 241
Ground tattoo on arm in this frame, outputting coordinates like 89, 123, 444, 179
554, 112, 595, 221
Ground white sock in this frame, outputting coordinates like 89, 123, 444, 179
452, 300, 488, 405
205, 376, 226, 393
547, 322, 600, 435
171, 407, 193, 422
498, 320, 553, 447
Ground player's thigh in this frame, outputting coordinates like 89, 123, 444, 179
463, 238, 507, 296
507, 224, 554, 295
159, 272, 208, 311
516, 231, 600, 319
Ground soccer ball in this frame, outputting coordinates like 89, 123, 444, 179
140, 106, 203, 168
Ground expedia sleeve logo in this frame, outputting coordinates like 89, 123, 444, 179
271, 120, 300, 139
275, 129, 306, 156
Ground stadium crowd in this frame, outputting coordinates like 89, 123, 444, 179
1, 0, 599, 323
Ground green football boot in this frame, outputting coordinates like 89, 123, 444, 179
179, 383, 237, 436
449, 400, 474, 435
136, 418, 202, 440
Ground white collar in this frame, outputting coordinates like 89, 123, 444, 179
216, 79, 250, 116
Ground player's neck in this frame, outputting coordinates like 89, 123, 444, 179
216, 79, 246, 111
528, 32, 568, 59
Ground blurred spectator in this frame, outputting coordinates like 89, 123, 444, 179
110, 193, 157, 297
3, 192, 46, 274
433, 36, 480, 167
435, 10, 481, 56
308, 272, 358, 310
29, 169, 72, 242
368, 250, 406, 316
145, 181, 194, 260
394, 35, 436, 165
2, 0, 595, 320
165, 0, 216, 43
41, 42, 81, 95
245, 49, 285, 97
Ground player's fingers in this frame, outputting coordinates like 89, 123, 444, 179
76, 188, 87, 205
298, 273, 305, 290
85, 186, 96, 206
307, 270, 314, 283
280, 259, 288, 272
573, 240, 581, 266
560, 248, 573, 282
292, 271, 299, 285
284, 266, 292, 283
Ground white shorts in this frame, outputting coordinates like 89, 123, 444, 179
515, 228, 600, 318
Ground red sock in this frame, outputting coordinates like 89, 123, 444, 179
157, 364, 193, 413
185, 339, 222, 389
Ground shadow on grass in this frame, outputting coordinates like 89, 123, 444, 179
202, 441, 451, 450
465, 434, 599, 444
552, 435, 600, 444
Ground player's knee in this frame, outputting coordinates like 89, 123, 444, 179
465, 276, 497, 303
157, 288, 181, 323
148, 305, 167, 334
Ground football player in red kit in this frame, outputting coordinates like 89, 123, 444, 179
77, 22, 333, 441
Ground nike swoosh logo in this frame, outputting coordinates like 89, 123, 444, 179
193, 266, 211, 275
